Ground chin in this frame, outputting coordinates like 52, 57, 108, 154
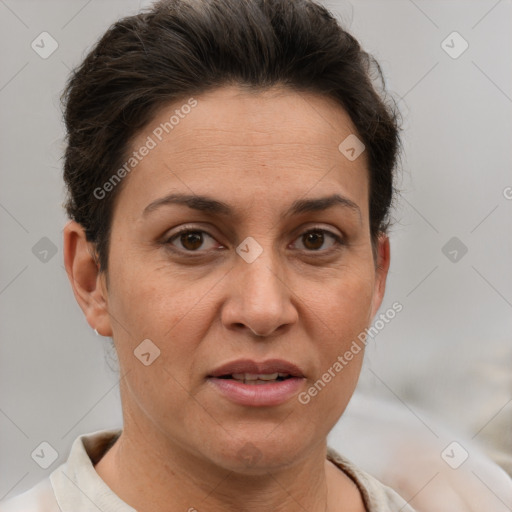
206, 429, 314, 474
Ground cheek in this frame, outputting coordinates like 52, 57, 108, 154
296, 269, 373, 395
106, 259, 221, 390
306, 268, 375, 346
333, 279, 374, 337
107, 252, 206, 337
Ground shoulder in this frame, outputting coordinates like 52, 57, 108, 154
327, 446, 417, 512
0, 477, 60, 512
0, 428, 124, 512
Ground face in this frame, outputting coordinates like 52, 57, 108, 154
71, 85, 389, 472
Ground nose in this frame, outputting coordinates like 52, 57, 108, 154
221, 248, 299, 338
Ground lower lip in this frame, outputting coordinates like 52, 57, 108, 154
207, 377, 305, 407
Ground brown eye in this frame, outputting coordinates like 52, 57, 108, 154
303, 231, 324, 250
293, 229, 343, 252
180, 231, 204, 250
166, 229, 219, 252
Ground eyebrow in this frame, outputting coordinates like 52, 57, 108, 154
142, 192, 362, 223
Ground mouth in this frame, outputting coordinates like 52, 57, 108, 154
207, 359, 306, 407
209, 358, 305, 379
215, 372, 294, 384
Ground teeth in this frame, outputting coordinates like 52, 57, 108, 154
255, 373, 278, 381
230, 372, 290, 383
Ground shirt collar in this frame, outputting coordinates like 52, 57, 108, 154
50, 428, 135, 512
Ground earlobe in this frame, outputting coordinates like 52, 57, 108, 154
63, 220, 113, 337
370, 233, 391, 320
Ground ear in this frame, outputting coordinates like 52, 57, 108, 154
369, 233, 391, 320
63, 220, 113, 337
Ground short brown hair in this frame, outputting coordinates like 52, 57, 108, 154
61, 0, 401, 273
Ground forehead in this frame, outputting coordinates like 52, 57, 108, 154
116, 85, 369, 220
150, 85, 359, 150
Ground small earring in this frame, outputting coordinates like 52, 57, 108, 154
94, 328, 100, 336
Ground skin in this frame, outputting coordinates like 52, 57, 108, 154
64, 85, 390, 512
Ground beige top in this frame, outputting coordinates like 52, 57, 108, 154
0, 428, 416, 512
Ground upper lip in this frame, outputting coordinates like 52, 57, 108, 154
208, 359, 305, 378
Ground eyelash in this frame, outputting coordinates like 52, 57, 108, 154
163, 226, 345, 256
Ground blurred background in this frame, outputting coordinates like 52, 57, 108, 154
0, 0, 511, 507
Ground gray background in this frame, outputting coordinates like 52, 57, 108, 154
1, 0, 511, 500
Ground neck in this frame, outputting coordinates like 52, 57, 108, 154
95, 423, 336, 512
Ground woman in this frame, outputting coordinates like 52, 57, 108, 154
0, 0, 414, 510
